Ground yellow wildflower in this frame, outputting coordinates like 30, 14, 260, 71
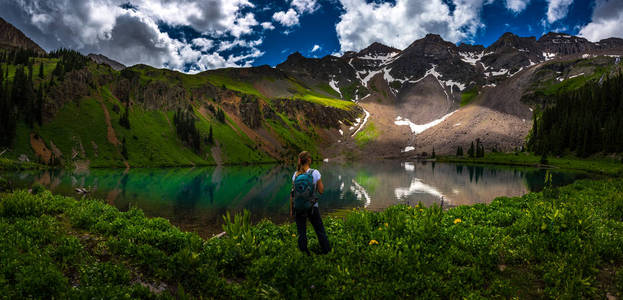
369, 239, 379, 245
384, 222, 388, 227
292, 234, 296, 237
378, 227, 382, 231
420, 209, 424, 212
454, 218, 462, 224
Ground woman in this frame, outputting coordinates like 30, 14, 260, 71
290, 151, 331, 255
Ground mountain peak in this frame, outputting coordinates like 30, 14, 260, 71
423, 33, 445, 43
0, 17, 45, 54
287, 51, 304, 60
358, 42, 400, 57
488, 32, 536, 52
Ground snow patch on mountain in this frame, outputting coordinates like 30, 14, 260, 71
361, 70, 382, 87
394, 111, 456, 135
543, 52, 556, 61
402, 146, 415, 153
487, 69, 509, 77
442, 80, 466, 92
329, 77, 342, 98
408, 64, 465, 93
459, 51, 484, 66
358, 51, 399, 65
351, 108, 371, 137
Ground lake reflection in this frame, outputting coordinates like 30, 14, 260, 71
0, 161, 589, 236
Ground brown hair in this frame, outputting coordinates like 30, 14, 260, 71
297, 151, 312, 174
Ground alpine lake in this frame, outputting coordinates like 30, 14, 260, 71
1, 161, 593, 237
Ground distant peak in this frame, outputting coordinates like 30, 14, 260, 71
423, 33, 444, 42
359, 42, 400, 55
287, 51, 304, 59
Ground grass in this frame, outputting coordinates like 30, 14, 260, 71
287, 78, 356, 110
265, 112, 319, 159
354, 121, 378, 147
293, 94, 356, 110
529, 57, 614, 98
460, 87, 478, 106
438, 152, 623, 176
1, 177, 623, 298
0, 158, 47, 170
193, 106, 274, 164
201, 72, 263, 97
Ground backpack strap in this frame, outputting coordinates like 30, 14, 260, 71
306, 169, 317, 200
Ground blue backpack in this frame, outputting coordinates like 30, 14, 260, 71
293, 169, 316, 215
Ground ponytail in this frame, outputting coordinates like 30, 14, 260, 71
297, 151, 312, 174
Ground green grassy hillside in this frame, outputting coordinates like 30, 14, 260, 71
0, 50, 360, 168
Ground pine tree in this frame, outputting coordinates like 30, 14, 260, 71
119, 102, 130, 129
208, 125, 214, 144
456, 146, 463, 156
432, 147, 436, 159
121, 137, 128, 159
216, 108, 225, 123
468, 141, 475, 158
38, 62, 44, 78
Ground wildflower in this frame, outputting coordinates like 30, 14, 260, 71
378, 227, 382, 231
384, 222, 388, 227
419, 209, 423, 212
292, 233, 296, 237
369, 239, 379, 245
454, 218, 462, 224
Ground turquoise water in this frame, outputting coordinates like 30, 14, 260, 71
0, 161, 590, 236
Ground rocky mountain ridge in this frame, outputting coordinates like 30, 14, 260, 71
87, 53, 126, 71
0, 17, 45, 54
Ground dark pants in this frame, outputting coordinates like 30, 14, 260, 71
295, 207, 331, 254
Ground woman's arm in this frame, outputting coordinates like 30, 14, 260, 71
316, 179, 324, 195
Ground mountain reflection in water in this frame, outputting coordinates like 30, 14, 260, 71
0, 161, 589, 236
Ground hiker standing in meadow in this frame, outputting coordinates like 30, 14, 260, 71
290, 151, 331, 255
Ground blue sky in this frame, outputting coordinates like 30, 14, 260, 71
2, 0, 621, 72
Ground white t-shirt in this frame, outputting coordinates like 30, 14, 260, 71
292, 169, 321, 207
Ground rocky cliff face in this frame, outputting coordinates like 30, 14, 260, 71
0, 17, 45, 54
88, 54, 126, 71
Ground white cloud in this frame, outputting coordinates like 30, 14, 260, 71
546, 0, 574, 23
260, 21, 275, 30
272, 8, 300, 27
291, 0, 318, 14
2, 0, 264, 72
217, 38, 263, 52
192, 38, 214, 51
311, 44, 321, 52
505, 0, 531, 13
136, 0, 256, 37
335, 0, 491, 53
189, 48, 264, 73
579, 0, 623, 41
